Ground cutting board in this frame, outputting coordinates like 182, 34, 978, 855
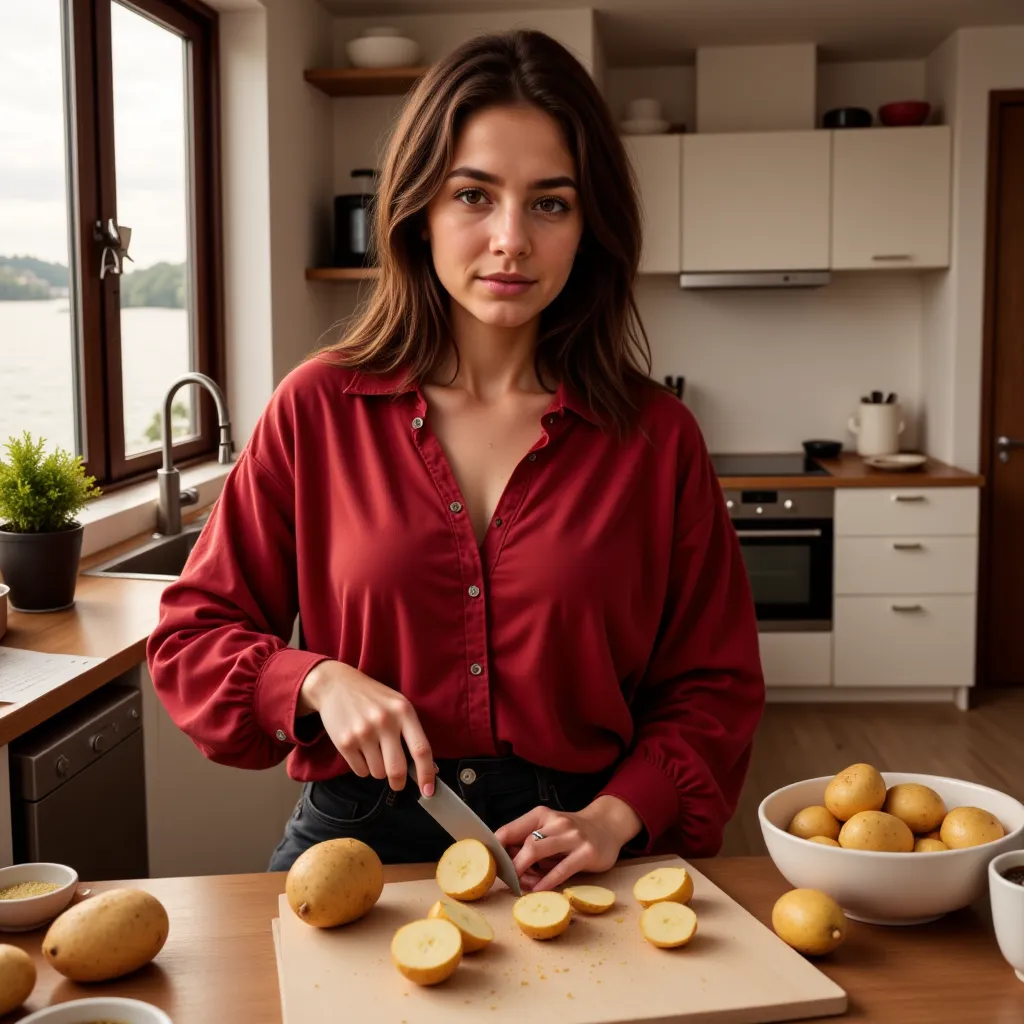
273, 857, 847, 1024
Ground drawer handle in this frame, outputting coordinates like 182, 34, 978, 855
892, 542, 925, 551
872, 254, 913, 262
891, 603, 925, 613
893, 495, 927, 503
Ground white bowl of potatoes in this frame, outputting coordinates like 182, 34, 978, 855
759, 765, 1024, 925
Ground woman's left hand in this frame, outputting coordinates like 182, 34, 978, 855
495, 795, 644, 892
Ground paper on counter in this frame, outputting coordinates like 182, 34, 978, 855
0, 648, 104, 704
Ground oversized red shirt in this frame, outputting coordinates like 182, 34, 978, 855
147, 355, 765, 856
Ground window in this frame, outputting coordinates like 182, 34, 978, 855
0, 0, 222, 485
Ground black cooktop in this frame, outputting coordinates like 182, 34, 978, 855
711, 453, 830, 477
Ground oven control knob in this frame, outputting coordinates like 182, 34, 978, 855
726, 499, 734, 509
784, 499, 794, 510
755, 506, 764, 515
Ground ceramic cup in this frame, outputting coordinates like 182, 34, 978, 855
0, 582, 8, 640
627, 97, 662, 121
848, 401, 905, 457
989, 850, 1024, 982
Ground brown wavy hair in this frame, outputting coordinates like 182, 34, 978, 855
318, 29, 655, 433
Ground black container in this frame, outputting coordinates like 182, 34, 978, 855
333, 169, 378, 267
802, 439, 843, 460
822, 107, 873, 129
0, 523, 84, 612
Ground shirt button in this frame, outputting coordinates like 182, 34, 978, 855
469, 662, 483, 676
411, 416, 424, 429
275, 729, 287, 742
494, 517, 503, 527
468, 585, 481, 598
449, 501, 463, 513
527, 453, 537, 462
548, 416, 555, 425
460, 768, 477, 785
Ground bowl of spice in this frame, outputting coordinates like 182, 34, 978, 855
19, 996, 173, 1023
0, 862, 78, 932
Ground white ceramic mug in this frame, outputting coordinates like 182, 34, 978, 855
0, 582, 8, 641
627, 97, 662, 121
848, 402, 905, 457
990, 850, 1024, 982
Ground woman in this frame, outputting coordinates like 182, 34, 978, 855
147, 29, 764, 893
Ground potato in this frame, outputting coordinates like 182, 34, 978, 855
42, 888, 169, 982
436, 839, 496, 901
914, 837, 949, 853
788, 805, 841, 841
824, 763, 887, 821
633, 867, 694, 908
391, 918, 462, 985
428, 897, 493, 953
838, 810, 914, 852
0, 944, 36, 1016
940, 806, 1006, 849
287, 837, 384, 928
563, 884, 616, 914
772, 889, 847, 956
882, 783, 947, 833
920, 829, 942, 841
513, 892, 571, 940
640, 901, 698, 949
807, 836, 841, 847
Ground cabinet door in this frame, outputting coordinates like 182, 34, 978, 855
623, 135, 681, 273
831, 126, 951, 270
681, 131, 831, 272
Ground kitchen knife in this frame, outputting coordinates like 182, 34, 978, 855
407, 758, 522, 896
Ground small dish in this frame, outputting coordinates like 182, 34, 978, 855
864, 453, 928, 471
345, 27, 420, 69
0, 862, 78, 932
620, 117, 670, 135
20, 997, 173, 1024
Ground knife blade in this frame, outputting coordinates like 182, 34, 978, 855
407, 759, 522, 896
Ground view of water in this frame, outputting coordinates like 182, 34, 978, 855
0, 298, 192, 459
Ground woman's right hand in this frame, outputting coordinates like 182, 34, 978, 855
297, 660, 436, 796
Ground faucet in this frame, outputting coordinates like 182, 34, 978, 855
157, 372, 234, 535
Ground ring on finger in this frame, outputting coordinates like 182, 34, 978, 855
531, 829, 546, 841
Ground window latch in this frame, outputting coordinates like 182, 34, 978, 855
94, 217, 133, 279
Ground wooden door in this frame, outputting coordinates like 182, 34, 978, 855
979, 92, 1024, 686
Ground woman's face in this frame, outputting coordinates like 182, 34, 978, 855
425, 104, 584, 331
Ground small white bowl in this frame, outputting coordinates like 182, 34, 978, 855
345, 33, 420, 69
0, 862, 78, 932
759, 772, 1024, 925
989, 850, 1024, 983
20, 997, 172, 1024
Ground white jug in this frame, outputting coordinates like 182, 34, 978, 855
848, 402, 905, 457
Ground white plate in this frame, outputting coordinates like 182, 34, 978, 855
864, 453, 928, 471
620, 117, 670, 135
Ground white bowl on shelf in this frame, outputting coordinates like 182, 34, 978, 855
20, 997, 172, 1024
759, 772, 1024, 925
620, 117, 670, 135
0, 862, 78, 932
346, 27, 420, 69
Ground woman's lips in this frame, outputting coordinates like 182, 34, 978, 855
479, 276, 535, 296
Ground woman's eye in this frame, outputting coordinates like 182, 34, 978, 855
455, 188, 487, 206
536, 197, 570, 214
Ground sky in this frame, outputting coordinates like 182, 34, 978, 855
0, 0, 189, 270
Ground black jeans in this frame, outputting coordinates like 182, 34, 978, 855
267, 755, 614, 872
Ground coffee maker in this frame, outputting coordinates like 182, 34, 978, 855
333, 169, 377, 267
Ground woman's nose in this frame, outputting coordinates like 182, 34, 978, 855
490, 205, 530, 259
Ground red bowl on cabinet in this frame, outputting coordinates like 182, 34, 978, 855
879, 100, 931, 126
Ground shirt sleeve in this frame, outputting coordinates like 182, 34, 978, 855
145, 391, 330, 770
598, 446, 766, 857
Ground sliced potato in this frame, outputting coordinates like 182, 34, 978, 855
563, 885, 615, 914
436, 839, 496, 901
914, 837, 949, 853
807, 835, 841, 847
640, 901, 698, 949
428, 897, 493, 953
391, 918, 462, 985
633, 866, 694, 908
513, 891, 572, 940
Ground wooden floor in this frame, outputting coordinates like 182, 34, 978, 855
721, 687, 1024, 857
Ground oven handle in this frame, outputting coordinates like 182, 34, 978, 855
734, 529, 824, 538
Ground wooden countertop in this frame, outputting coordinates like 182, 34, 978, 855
4, 856, 1020, 1023
718, 452, 984, 490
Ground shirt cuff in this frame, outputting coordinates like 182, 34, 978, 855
599, 755, 680, 854
254, 648, 330, 747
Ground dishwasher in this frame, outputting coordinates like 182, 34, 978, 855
9, 683, 149, 880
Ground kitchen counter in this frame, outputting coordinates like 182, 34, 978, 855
4, 856, 1020, 1023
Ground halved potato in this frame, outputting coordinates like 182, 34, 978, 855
633, 866, 693, 908
436, 839, 496, 901
563, 885, 615, 914
391, 918, 462, 985
513, 892, 572, 940
428, 897, 493, 952
640, 901, 698, 949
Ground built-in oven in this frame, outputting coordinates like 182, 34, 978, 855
722, 488, 833, 631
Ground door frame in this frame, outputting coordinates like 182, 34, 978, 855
977, 89, 1024, 687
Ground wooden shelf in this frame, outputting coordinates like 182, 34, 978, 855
304, 67, 429, 98
305, 267, 379, 282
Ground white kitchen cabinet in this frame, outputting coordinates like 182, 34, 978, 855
681, 131, 831, 272
835, 536, 977, 596
758, 632, 832, 687
831, 126, 951, 270
623, 135, 681, 273
835, 487, 978, 538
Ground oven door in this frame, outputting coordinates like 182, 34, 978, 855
732, 518, 833, 630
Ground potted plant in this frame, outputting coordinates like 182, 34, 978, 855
0, 432, 102, 612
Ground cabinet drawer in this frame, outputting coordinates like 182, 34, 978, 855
758, 632, 832, 688
834, 596, 976, 688
835, 537, 977, 595
835, 488, 978, 537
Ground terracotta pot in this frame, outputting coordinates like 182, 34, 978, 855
0, 523, 84, 612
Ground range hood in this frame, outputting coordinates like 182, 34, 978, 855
679, 271, 831, 290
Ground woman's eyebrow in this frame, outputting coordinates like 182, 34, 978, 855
446, 166, 577, 190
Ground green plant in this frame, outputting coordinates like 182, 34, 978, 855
0, 432, 102, 533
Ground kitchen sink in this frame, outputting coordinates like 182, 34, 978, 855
83, 522, 205, 581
